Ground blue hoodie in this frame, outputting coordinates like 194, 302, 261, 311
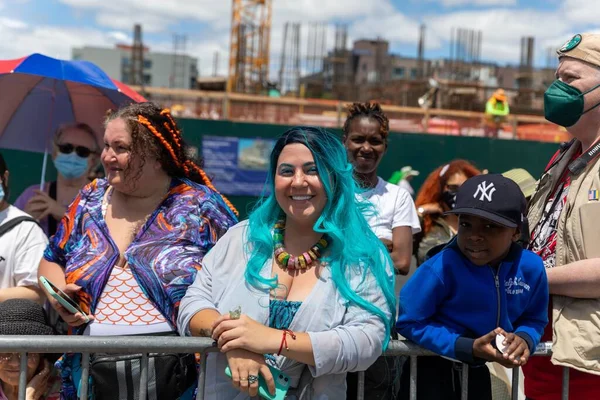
396, 238, 548, 363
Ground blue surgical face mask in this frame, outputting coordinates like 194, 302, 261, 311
53, 153, 89, 179
0, 181, 5, 203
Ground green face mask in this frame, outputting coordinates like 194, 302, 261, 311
544, 80, 600, 127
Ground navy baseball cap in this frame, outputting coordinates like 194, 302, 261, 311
446, 174, 527, 228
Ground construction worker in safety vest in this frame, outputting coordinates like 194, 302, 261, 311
484, 89, 510, 138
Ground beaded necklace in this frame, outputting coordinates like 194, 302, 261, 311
273, 219, 329, 270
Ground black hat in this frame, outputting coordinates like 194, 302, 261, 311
446, 174, 526, 228
0, 299, 55, 335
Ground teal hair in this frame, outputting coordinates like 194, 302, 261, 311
245, 126, 396, 348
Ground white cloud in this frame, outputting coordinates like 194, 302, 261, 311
433, 0, 516, 6
562, 0, 600, 25
0, 21, 128, 60
59, 0, 230, 32
349, 13, 439, 50
424, 8, 572, 64
0, 17, 28, 30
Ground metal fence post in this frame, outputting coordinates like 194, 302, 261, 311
356, 371, 365, 400
409, 356, 418, 400
81, 352, 90, 400
18, 353, 27, 400
139, 352, 148, 400
460, 364, 469, 400
562, 367, 569, 400
511, 367, 520, 400
196, 351, 207, 400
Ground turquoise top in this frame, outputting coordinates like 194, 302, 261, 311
269, 299, 302, 330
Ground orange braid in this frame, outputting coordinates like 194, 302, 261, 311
137, 115, 181, 168
139, 112, 239, 217
163, 122, 182, 150
160, 109, 181, 137
185, 160, 239, 216
160, 109, 184, 151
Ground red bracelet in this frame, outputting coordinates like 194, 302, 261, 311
277, 329, 296, 356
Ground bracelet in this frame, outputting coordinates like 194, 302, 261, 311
277, 329, 297, 356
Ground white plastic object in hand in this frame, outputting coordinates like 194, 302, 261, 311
495, 333, 509, 354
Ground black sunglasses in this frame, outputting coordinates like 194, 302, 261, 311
57, 143, 94, 158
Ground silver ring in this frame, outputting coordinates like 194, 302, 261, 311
248, 375, 258, 384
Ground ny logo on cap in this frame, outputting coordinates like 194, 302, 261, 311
473, 181, 496, 202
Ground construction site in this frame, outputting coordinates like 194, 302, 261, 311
124, 0, 567, 144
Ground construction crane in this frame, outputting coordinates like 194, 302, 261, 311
227, 0, 273, 94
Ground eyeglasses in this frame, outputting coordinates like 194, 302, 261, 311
57, 143, 94, 158
0, 353, 39, 363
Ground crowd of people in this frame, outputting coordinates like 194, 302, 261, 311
0, 32, 598, 400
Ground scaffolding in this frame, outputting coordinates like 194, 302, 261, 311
227, 0, 273, 94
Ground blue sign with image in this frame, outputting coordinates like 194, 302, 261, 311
202, 135, 274, 196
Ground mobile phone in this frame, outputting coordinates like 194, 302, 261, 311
225, 364, 290, 400
39, 276, 90, 323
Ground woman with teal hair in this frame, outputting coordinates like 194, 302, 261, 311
178, 126, 396, 399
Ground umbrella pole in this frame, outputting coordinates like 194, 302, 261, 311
40, 149, 48, 190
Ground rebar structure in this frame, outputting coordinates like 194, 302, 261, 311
278, 22, 301, 95
227, 0, 273, 94
449, 27, 482, 81
171, 34, 188, 88
131, 24, 144, 88
305, 22, 327, 76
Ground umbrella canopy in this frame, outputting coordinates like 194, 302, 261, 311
0, 53, 146, 153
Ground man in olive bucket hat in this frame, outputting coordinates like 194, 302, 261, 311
523, 33, 600, 400
0, 299, 60, 399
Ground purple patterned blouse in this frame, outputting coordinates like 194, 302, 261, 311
44, 177, 237, 329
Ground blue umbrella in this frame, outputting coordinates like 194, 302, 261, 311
0, 53, 146, 185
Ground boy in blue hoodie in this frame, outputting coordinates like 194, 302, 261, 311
397, 174, 548, 400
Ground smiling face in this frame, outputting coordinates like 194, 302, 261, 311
101, 118, 161, 193
343, 117, 387, 177
274, 143, 327, 225
457, 214, 519, 267
0, 353, 40, 387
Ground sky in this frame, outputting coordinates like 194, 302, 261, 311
0, 0, 599, 78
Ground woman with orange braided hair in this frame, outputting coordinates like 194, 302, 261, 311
38, 102, 238, 399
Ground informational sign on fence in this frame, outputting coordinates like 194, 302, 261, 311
202, 135, 274, 196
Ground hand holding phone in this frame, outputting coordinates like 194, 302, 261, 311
39, 276, 91, 324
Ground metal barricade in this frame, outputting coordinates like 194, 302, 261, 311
0, 336, 563, 400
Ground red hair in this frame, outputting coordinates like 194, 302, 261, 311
415, 159, 481, 235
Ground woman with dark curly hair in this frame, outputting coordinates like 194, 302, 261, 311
414, 160, 481, 265
38, 102, 238, 399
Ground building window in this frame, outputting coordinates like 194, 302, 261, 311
143, 74, 152, 85
393, 67, 405, 78
362, 63, 367, 71
122, 72, 130, 84
122, 57, 131, 66
143, 60, 152, 69
410, 68, 417, 79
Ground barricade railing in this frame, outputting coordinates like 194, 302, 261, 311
0, 336, 561, 400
